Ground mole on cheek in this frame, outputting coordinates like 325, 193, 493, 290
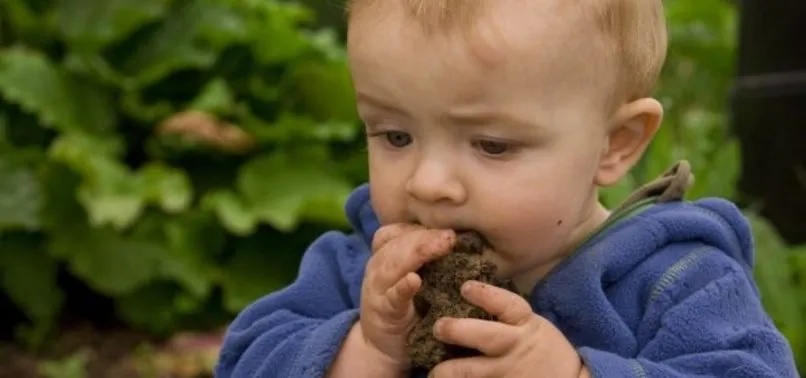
557, 219, 563, 226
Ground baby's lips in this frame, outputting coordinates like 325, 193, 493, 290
452, 229, 489, 255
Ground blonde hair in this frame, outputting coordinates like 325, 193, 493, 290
585, 0, 668, 107
346, 0, 667, 110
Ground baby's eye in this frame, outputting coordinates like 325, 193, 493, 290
385, 131, 412, 148
475, 140, 512, 156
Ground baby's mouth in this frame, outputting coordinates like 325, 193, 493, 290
411, 222, 495, 255
451, 229, 516, 287
453, 229, 496, 257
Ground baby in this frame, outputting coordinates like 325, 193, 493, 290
215, 0, 799, 377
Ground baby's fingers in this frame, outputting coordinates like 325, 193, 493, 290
368, 229, 454, 293
372, 223, 422, 252
383, 272, 421, 319
385, 230, 453, 280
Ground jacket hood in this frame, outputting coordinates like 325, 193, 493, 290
583, 160, 754, 276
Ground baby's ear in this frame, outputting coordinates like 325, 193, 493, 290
595, 98, 663, 187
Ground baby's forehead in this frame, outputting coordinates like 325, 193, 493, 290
350, 0, 609, 70
349, 0, 667, 112
348, 0, 583, 29
348, 0, 613, 101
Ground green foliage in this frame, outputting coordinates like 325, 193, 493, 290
0, 0, 362, 342
39, 349, 91, 378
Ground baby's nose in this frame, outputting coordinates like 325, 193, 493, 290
405, 160, 467, 206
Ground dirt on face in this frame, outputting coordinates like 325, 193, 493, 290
406, 231, 518, 372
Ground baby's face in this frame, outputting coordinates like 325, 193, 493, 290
348, 1, 616, 288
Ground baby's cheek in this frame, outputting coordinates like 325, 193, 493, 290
490, 198, 573, 256
506, 194, 569, 230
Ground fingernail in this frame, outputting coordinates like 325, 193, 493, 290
433, 318, 444, 336
461, 280, 475, 294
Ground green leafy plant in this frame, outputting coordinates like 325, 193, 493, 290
0, 0, 364, 343
39, 349, 91, 378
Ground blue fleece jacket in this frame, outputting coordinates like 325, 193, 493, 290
215, 184, 798, 378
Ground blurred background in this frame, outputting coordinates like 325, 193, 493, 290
0, 0, 804, 377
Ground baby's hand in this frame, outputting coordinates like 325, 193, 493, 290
428, 281, 588, 378
359, 224, 456, 369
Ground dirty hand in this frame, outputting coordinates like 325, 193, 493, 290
428, 280, 589, 378
359, 224, 456, 368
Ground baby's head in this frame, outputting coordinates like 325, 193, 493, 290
347, 0, 667, 289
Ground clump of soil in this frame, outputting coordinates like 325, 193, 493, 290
407, 231, 518, 371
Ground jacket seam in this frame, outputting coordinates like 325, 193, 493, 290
690, 206, 742, 257
630, 359, 648, 378
646, 245, 711, 309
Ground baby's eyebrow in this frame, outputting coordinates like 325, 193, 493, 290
356, 92, 409, 117
443, 108, 540, 130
